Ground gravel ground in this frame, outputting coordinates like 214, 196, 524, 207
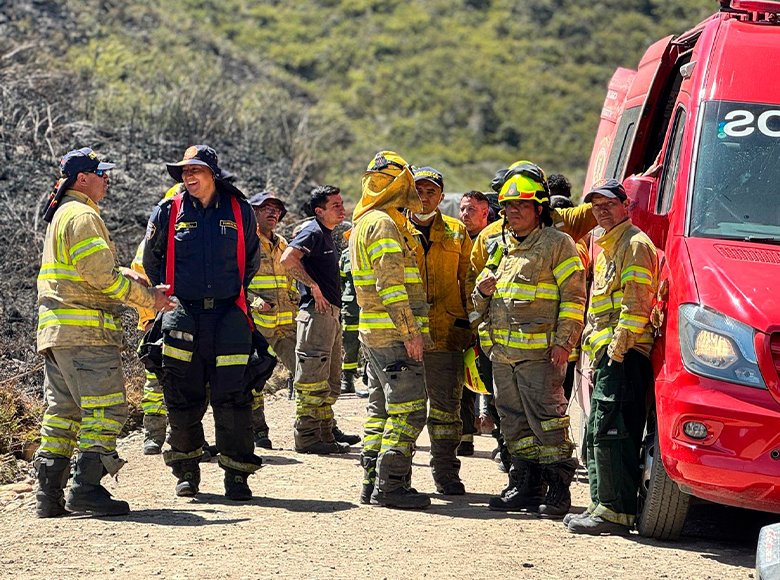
0, 389, 768, 580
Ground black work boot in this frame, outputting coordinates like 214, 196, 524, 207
435, 473, 466, 496
340, 371, 356, 394
65, 452, 129, 516
538, 461, 576, 518
567, 514, 631, 536
142, 414, 167, 455
224, 469, 252, 501
333, 426, 361, 446
371, 470, 430, 509
296, 441, 341, 455
253, 429, 273, 450
35, 456, 71, 518
456, 439, 474, 456
171, 460, 201, 497
359, 456, 377, 505
488, 458, 544, 511
563, 511, 589, 526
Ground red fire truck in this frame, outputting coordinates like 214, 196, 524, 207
582, 0, 780, 540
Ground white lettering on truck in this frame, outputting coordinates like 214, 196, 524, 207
723, 110, 780, 137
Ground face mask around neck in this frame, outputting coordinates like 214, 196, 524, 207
413, 210, 437, 222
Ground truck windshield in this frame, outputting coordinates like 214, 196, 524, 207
690, 100, 780, 243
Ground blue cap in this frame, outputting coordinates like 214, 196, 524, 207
248, 191, 287, 220
584, 178, 627, 203
60, 147, 115, 179
413, 166, 444, 191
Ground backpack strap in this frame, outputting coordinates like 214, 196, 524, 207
165, 193, 184, 297
230, 195, 254, 330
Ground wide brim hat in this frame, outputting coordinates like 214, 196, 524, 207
166, 145, 222, 183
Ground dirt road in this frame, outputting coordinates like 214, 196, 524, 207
0, 392, 763, 580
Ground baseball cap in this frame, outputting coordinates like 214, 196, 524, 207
60, 147, 115, 179
413, 166, 444, 191
584, 178, 628, 203
166, 145, 223, 182
248, 191, 287, 220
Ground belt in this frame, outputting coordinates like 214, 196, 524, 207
180, 297, 237, 310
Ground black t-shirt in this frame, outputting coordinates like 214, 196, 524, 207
413, 221, 433, 253
289, 218, 341, 308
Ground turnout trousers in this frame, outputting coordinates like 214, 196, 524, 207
341, 313, 360, 373
586, 349, 652, 527
251, 327, 297, 434
361, 344, 428, 493
424, 351, 463, 483
160, 303, 260, 475
492, 358, 575, 465
293, 304, 342, 449
38, 345, 128, 459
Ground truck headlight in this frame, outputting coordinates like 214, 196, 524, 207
679, 303, 766, 389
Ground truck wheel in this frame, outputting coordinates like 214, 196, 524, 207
636, 428, 690, 540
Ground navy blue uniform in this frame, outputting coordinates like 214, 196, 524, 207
142, 187, 263, 475
289, 219, 341, 308
144, 190, 260, 298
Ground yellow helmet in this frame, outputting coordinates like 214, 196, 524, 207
498, 161, 549, 205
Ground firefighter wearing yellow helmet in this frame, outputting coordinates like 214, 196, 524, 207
471, 161, 586, 517
350, 151, 432, 509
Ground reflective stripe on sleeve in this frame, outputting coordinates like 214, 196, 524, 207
621, 266, 653, 285
553, 256, 585, 284
366, 238, 403, 262
69, 236, 110, 265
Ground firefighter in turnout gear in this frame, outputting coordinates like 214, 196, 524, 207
247, 192, 298, 450
409, 166, 473, 495
143, 145, 263, 501
472, 161, 586, 517
565, 179, 657, 536
35, 148, 176, 518
350, 151, 432, 509
339, 248, 368, 397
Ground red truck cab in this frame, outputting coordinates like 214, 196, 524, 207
583, 1, 780, 540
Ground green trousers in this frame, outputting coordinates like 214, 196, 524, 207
586, 349, 653, 527
424, 351, 463, 484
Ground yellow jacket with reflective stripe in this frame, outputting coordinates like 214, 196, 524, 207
130, 237, 156, 330
247, 231, 298, 337
467, 204, 597, 293
582, 219, 658, 365
409, 211, 473, 352
349, 208, 429, 347
37, 190, 156, 351
472, 226, 587, 364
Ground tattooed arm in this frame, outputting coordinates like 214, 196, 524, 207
279, 246, 328, 313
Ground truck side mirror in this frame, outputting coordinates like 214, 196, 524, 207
623, 175, 669, 249
623, 175, 655, 232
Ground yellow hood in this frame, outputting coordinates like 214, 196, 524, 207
353, 151, 421, 223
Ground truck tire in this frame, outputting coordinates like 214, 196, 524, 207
636, 428, 690, 540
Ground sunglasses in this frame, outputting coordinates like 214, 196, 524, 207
84, 169, 108, 177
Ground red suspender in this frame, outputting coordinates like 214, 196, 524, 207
164, 193, 253, 330
230, 195, 254, 329
165, 193, 184, 297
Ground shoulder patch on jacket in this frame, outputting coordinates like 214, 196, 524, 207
146, 222, 156, 240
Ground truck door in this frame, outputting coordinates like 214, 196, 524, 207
582, 67, 636, 194
621, 35, 686, 179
